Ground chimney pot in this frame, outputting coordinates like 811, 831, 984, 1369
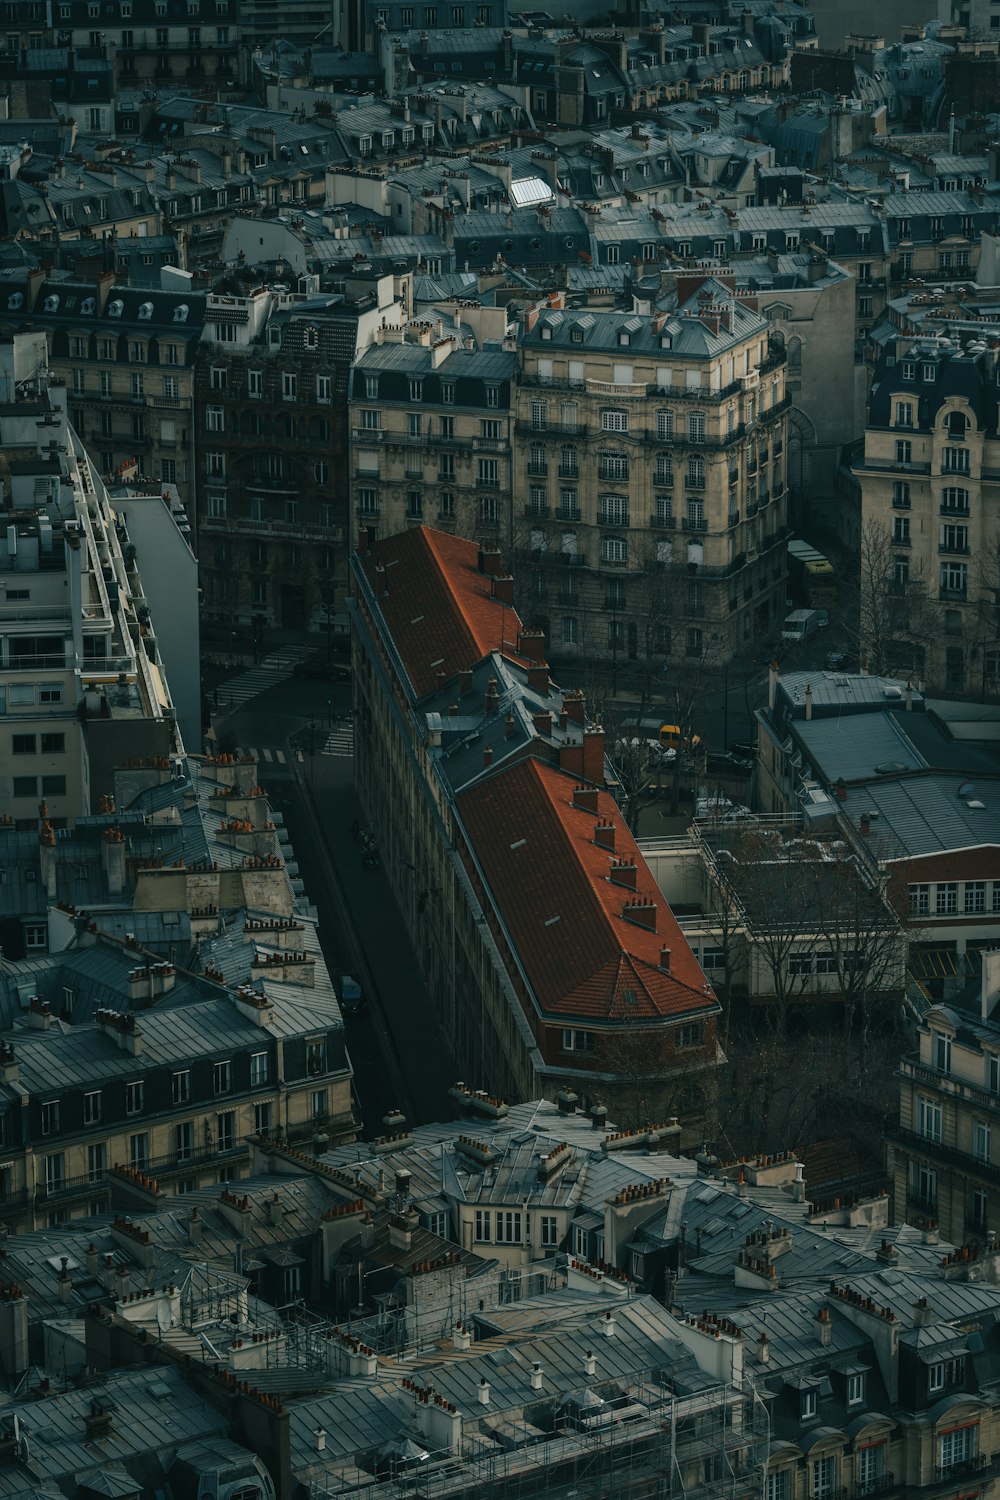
660, 946, 671, 973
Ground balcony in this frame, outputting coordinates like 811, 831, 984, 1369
938, 587, 967, 602
940, 503, 970, 516
524, 504, 549, 519
557, 590, 579, 607
888, 1122, 1000, 1188
649, 513, 675, 530
685, 476, 706, 491
598, 511, 630, 528
683, 516, 708, 534
556, 507, 581, 522
935, 1454, 989, 1483
855, 456, 932, 476
527, 463, 548, 478
557, 465, 579, 480
899, 1056, 1000, 1117
939, 542, 970, 555
857, 1476, 895, 1498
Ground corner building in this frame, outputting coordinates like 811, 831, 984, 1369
513, 278, 790, 666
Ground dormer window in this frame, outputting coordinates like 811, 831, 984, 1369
618, 331, 630, 346
108, 300, 124, 318
541, 325, 552, 340
922, 363, 936, 382
801, 1387, 817, 1419
80, 297, 95, 315
901, 360, 915, 379
173, 304, 189, 323
6, 293, 22, 312
304, 326, 318, 350
138, 301, 153, 320
571, 326, 584, 343
846, 1371, 866, 1406
43, 294, 60, 312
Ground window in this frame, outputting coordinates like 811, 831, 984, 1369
801, 1388, 817, 1420
474, 1210, 491, 1241
965, 881, 986, 913
209, 366, 226, 391
655, 454, 673, 486
895, 439, 912, 464
45, 1153, 64, 1195
477, 458, 499, 486
909, 883, 929, 916
441, 381, 454, 405
83, 1091, 102, 1125
41, 1100, 60, 1136
972, 1187, 988, 1228
656, 408, 674, 439
676, 1023, 703, 1048
163, 375, 179, 400
254, 1100, 272, 1134
482, 419, 501, 441
941, 523, 968, 553
975, 1120, 991, 1164
918, 1097, 942, 1143
892, 516, 910, 544
938, 1424, 977, 1469
934, 1031, 952, 1073
847, 1372, 865, 1405
601, 536, 628, 566
307, 1037, 327, 1076
600, 495, 629, 526
11, 734, 35, 755
539, 1214, 559, 1247
687, 456, 705, 489
811, 1455, 835, 1497
562, 1029, 595, 1053
361, 409, 381, 431
940, 561, 967, 596
495, 1211, 522, 1244
217, 1110, 236, 1152
896, 401, 913, 427
789, 953, 814, 977
766, 1474, 790, 1500
126, 1080, 144, 1116
129, 1132, 149, 1170
485, 386, 499, 409
213, 1060, 231, 1095
936, 883, 958, 914
87, 1142, 106, 1184
282, 373, 297, 401
175, 1121, 193, 1163
942, 486, 968, 513
602, 409, 628, 433
11, 776, 35, 799
943, 446, 970, 474
688, 411, 705, 442
207, 405, 224, 432
251, 1051, 269, 1086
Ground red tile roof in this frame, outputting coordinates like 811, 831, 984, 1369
358, 526, 522, 699
456, 758, 714, 1022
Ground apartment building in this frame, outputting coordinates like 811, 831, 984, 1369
513, 280, 789, 669
62, 0, 238, 92
196, 276, 407, 641
856, 333, 1000, 693
348, 312, 515, 553
0, 332, 179, 825
0, 270, 205, 519
890, 951, 1000, 1244
350, 526, 723, 1137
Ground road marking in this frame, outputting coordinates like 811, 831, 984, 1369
322, 728, 354, 757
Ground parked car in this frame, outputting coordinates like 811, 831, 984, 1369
293, 658, 351, 682
339, 975, 363, 1015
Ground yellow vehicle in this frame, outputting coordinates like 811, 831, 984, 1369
658, 723, 702, 753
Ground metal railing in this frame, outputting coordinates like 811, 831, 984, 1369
889, 1122, 1000, 1187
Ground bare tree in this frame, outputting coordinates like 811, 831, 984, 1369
813, 852, 907, 1045
972, 527, 1000, 701
858, 519, 938, 679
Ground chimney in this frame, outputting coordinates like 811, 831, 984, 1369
531, 1361, 543, 1390
483, 745, 494, 768
805, 684, 813, 721
267, 1193, 283, 1227
314, 1428, 327, 1453
86, 1243, 99, 1276
527, 662, 550, 694
477, 545, 503, 576
453, 1325, 472, 1351
504, 713, 516, 739
659, 946, 671, 973
572, 785, 599, 814
816, 1305, 832, 1345
491, 574, 514, 606
532, 710, 553, 736
623, 897, 657, 932
859, 813, 871, 837
478, 1377, 490, 1405
594, 819, 616, 851
584, 1350, 597, 1377
58, 1258, 72, 1305
602, 1311, 616, 1337
582, 727, 605, 785
792, 1162, 806, 1203
836, 779, 847, 801
609, 859, 638, 890
861, 658, 870, 677
563, 690, 586, 725
459, 668, 473, 697
484, 676, 499, 715
188, 1208, 202, 1246
757, 1329, 769, 1363
518, 629, 546, 662
905, 680, 913, 710
768, 659, 779, 711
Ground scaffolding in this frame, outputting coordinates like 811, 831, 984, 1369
306, 1368, 770, 1500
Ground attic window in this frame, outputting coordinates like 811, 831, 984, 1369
173, 304, 189, 323
541, 325, 552, 340
108, 300, 124, 317
6, 293, 22, 311
571, 326, 584, 342
80, 297, 95, 315
138, 301, 153, 320
44, 295, 60, 312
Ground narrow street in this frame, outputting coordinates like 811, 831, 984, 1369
210, 673, 457, 1137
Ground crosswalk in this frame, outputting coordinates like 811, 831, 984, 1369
322, 725, 354, 758
212, 649, 305, 717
